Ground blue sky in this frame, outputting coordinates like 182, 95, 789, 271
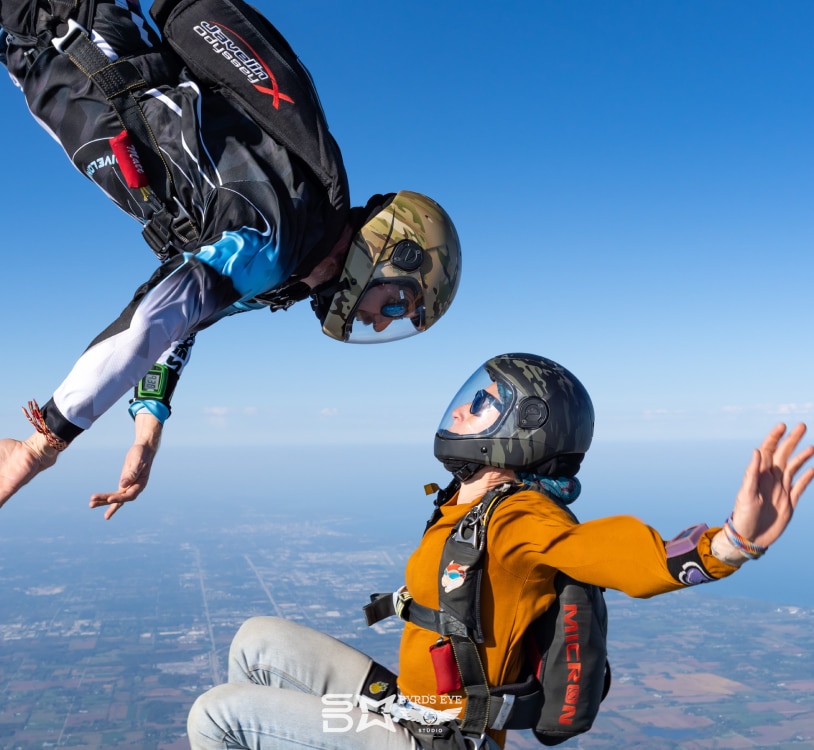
0, 0, 812, 614
0, 0, 812, 455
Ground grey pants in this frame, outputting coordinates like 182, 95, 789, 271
187, 617, 418, 749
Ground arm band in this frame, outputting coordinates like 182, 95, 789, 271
665, 524, 715, 586
129, 364, 179, 423
128, 399, 171, 425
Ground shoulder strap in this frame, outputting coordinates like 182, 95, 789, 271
49, 16, 196, 258
436, 482, 521, 640
51, 20, 174, 198
480, 482, 523, 526
435, 483, 522, 735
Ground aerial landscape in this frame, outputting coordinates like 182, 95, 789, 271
1, 510, 812, 750
0, 0, 811, 748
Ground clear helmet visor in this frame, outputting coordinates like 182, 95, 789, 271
437, 366, 515, 438
345, 280, 426, 344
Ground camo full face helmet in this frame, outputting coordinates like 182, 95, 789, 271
316, 191, 461, 344
434, 353, 595, 481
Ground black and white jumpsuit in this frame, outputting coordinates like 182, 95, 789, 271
0, 0, 349, 440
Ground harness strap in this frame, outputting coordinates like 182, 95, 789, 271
51, 18, 198, 257
364, 592, 543, 733
49, 0, 81, 25
141, 204, 198, 260
449, 634, 490, 735
253, 280, 312, 312
363, 592, 398, 625
53, 21, 170, 190
364, 592, 469, 637
365, 484, 539, 739
487, 682, 543, 731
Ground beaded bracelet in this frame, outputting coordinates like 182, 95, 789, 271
723, 514, 768, 560
22, 400, 68, 452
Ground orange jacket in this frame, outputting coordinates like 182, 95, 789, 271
396, 488, 737, 743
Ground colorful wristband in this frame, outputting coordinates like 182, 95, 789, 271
22, 399, 68, 451
723, 514, 768, 560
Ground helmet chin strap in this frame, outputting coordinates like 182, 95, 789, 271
442, 458, 484, 482
309, 278, 348, 323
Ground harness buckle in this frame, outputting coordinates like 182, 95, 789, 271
394, 587, 413, 620
463, 734, 492, 750
452, 504, 485, 549
51, 19, 88, 54
142, 201, 196, 261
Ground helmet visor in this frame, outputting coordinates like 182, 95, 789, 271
345, 281, 426, 344
437, 366, 514, 438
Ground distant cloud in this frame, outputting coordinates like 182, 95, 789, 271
26, 585, 65, 596
203, 406, 231, 416
320, 407, 339, 417
640, 403, 814, 427
642, 408, 685, 420
721, 403, 814, 417
770, 402, 814, 416
201, 406, 259, 417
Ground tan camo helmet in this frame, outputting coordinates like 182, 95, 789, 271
320, 191, 461, 343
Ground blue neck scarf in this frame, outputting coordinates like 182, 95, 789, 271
516, 472, 582, 506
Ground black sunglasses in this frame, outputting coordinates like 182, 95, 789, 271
470, 389, 503, 416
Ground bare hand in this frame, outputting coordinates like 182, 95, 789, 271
89, 414, 162, 520
0, 434, 59, 508
89, 442, 158, 519
731, 423, 814, 549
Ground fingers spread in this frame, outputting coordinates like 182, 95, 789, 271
740, 448, 761, 499
790, 467, 814, 508
786, 443, 814, 479
774, 423, 808, 468
759, 423, 787, 470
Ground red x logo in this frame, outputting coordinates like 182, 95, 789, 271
217, 24, 295, 110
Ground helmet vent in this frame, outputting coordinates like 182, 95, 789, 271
518, 398, 549, 430
391, 240, 424, 271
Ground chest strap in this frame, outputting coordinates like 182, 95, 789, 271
364, 590, 468, 637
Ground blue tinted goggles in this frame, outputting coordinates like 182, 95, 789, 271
380, 288, 409, 319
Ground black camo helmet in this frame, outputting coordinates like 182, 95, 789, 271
434, 353, 595, 481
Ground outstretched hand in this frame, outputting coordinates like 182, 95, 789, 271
89, 414, 163, 520
89, 442, 157, 519
0, 435, 59, 508
730, 423, 814, 550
